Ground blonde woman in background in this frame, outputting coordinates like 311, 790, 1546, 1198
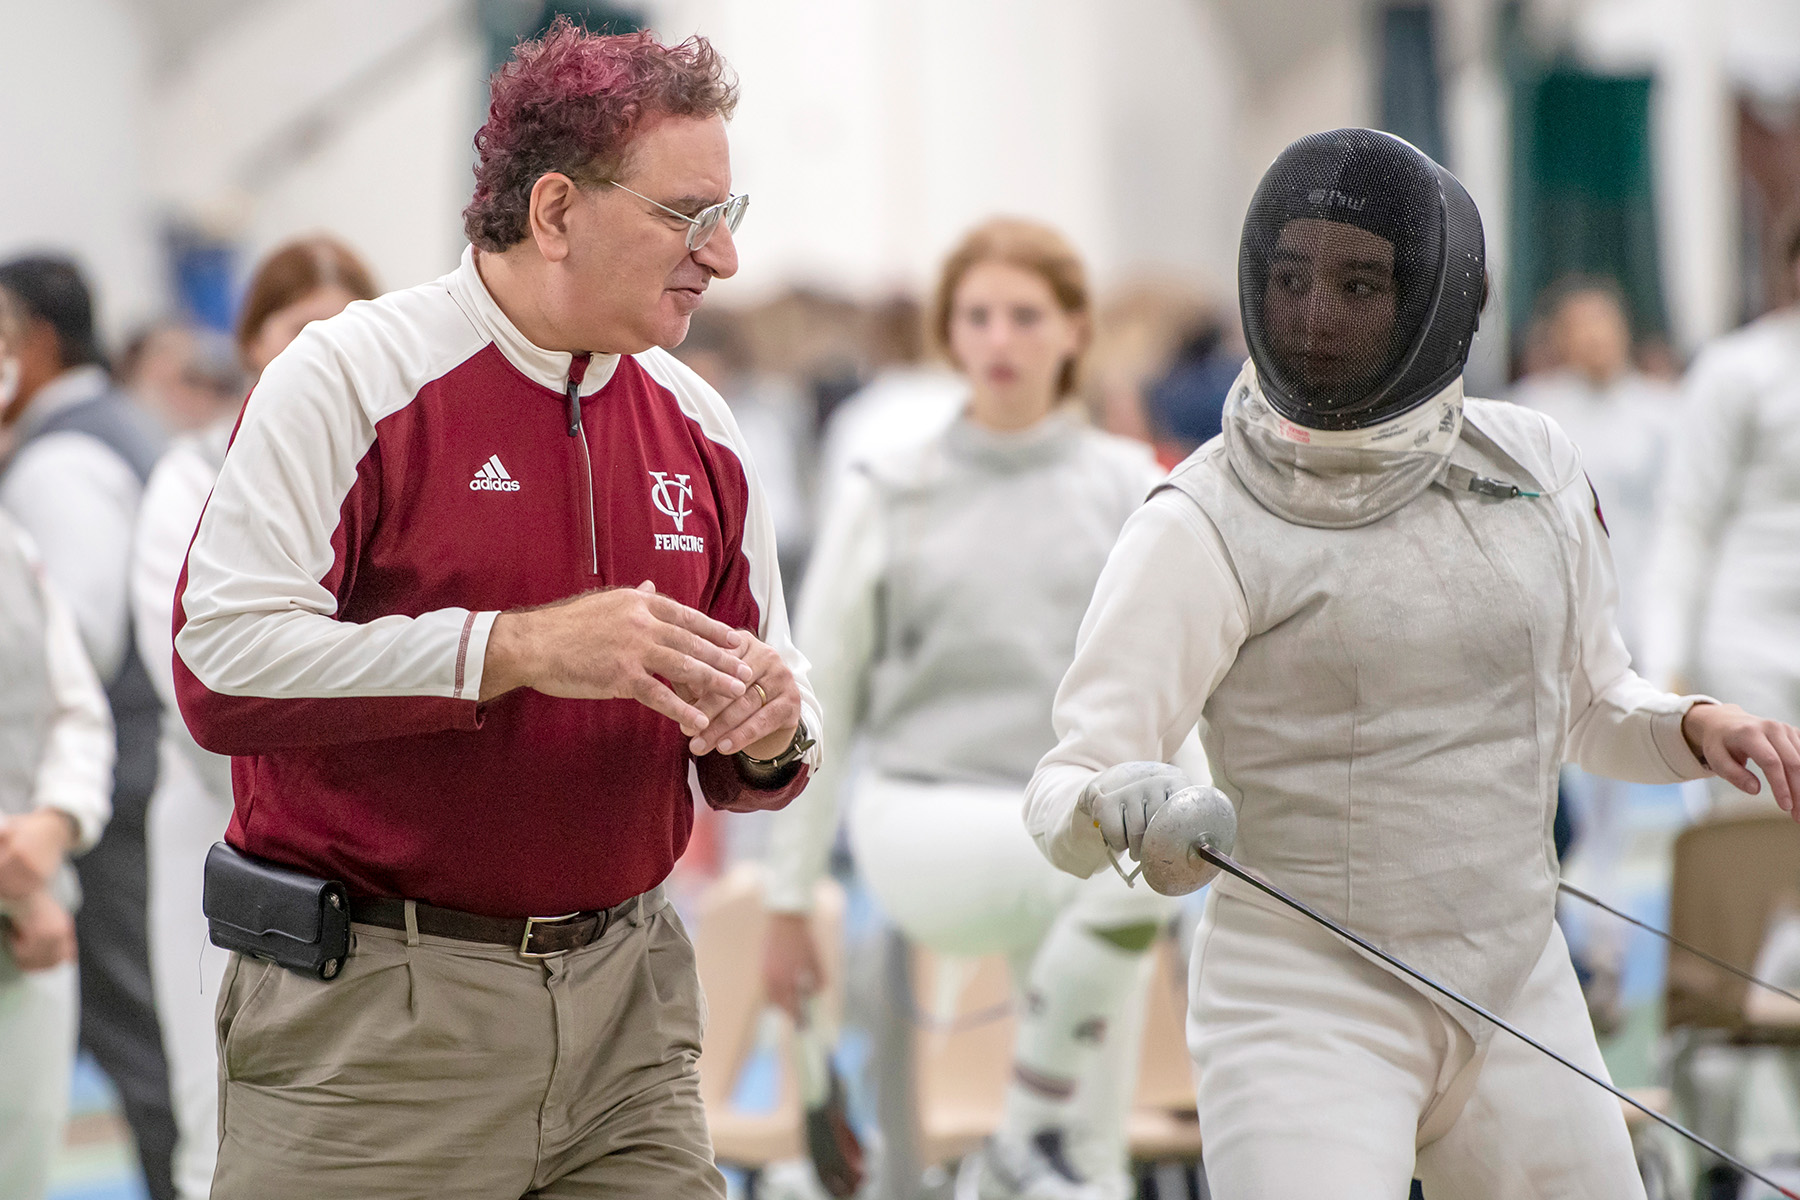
761, 219, 1185, 1200
130, 237, 377, 1200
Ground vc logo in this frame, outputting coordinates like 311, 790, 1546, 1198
649, 471, 694, 532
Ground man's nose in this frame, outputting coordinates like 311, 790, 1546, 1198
695, 223, 738, 280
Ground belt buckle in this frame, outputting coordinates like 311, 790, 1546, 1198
519, 911, 587, 959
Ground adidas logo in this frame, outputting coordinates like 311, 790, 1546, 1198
469, 454, 520, 492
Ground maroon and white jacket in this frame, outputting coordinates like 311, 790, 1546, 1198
174, 248, 820, 917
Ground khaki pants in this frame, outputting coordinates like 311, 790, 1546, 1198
211, 891, 723, 1199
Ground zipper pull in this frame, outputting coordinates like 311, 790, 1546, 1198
565, 352, 591, 437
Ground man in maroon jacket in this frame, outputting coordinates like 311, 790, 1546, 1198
174, 23, 818, 1198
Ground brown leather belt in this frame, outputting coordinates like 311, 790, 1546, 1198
348, 891, 649, 958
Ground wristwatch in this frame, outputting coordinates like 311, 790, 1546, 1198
737, 719, 815, 771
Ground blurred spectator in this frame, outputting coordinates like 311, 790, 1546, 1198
1082, 279, 1215, 444
764, 218, 1177, 1199
116, 322, 245, 433
1510, 276, 1677, 651
675, 308, 814, 583
132, 235, 376, 1200
1511, 278, 1679, 1033
1143, 315, 1245, 468
1641, 210, 1800, 1200
0, 286, 116, 1200
811, 293, 964, 520
0, 254, 176, 1200
1644, 213, 1800, 783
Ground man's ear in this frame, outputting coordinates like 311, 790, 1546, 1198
528, 173, 582, 264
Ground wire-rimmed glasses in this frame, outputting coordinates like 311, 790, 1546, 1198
609, 182, 749, 251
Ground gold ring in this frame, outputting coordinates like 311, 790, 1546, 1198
751, 683, 768, 707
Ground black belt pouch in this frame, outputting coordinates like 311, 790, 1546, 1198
203, 842, 351, 980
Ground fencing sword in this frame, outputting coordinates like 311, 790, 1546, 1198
1557, 880, 1800, 1010
1102, 785, 1800, 1200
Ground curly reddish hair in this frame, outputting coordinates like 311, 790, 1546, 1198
463, 18, 739, 252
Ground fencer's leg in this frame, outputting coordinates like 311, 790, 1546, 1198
1058, 939, 1155, 1197
998, 911, 1159, 1177
1004, 864, 1173, 1192
75, 806, 179, 1200
1414, 923, 1646, 1200
1189, 894, 1435, 1200
0, 961, 77, 1200
1667, 1033, 1748, 1200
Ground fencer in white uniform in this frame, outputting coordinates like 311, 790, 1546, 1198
1643, 291, 1800, 760
1638, 244, 1800, 1200
0, 508, 114, 1200
762, 219, 1179, 1200
1025, 130, 1800, 1198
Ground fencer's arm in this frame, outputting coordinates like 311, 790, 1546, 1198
1638, 344, 1759, 690
761, 468, 885, 914
131, 444, 235, 800
1563, 437, 1712, 783
26, 530, 115, 852
1026, 489, 1247, 878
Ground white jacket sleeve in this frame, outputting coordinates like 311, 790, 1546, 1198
1560, 432, 1713, 782
173, 327, 497, 754
761, 468, 885, 913
1025, 489, 1249, 878
24, 533, 115, 852
1639, 345, 1759, 690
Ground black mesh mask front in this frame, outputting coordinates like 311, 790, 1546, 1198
1238, 129, 1485, 431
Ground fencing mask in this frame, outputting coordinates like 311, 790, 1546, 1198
1238, 128, 1485, 432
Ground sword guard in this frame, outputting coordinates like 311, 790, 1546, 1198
1140, 786, 1238, 896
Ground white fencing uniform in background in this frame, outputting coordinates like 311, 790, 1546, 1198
0, 513, 114, 1200
1644, 308, 1800, 759
764, 409, 1181, 1192
1639, 307, 1800, 1179
129, 418, 233, 1200
1027, 369, 1714, 1198
1510, 367, 1677, 652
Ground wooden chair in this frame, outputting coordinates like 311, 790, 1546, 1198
691, 864, 846, 1172
1664, 812, 1800, 1041
1127, 936, 1203, 1164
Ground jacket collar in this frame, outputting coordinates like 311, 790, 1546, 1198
446, 246, 621, 397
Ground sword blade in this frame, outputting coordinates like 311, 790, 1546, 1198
1194, 844, 1800, 1200
1558, 880, 1800, 1010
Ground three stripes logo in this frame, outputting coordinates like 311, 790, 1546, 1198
469, 454, 520, 492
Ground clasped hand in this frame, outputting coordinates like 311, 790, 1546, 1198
480, 581, 801, 765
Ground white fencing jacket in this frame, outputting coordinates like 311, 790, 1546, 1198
1028, 375, 1711, 1032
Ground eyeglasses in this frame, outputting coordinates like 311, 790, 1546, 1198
609, 182, 749, 251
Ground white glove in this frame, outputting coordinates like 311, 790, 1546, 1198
1078, 761, 1192, 861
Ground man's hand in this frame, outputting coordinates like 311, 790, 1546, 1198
1079, 761, 1192, 860
763, 911, 823, 1022
0, 810, 77, 902
1684, 702, 1800, 818
684, 631, 802, 761
480, 583, 754, 734
4, 889, 77, 971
